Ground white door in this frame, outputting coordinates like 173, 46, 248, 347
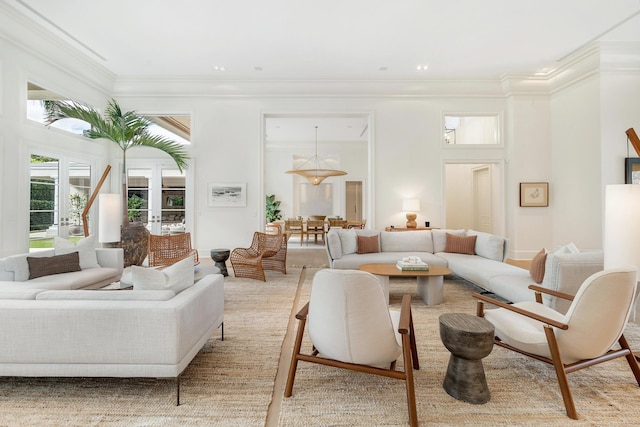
472, 166, 492, 233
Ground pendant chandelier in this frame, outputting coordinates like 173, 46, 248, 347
286, 126, 347, 185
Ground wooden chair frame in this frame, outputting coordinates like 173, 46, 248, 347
284, 219, 304, 246
285, 294, 420, 426
229, 232, 287, 281
474, 285, 640, 419
147, 232, 199, 267
305, 219, 325, 246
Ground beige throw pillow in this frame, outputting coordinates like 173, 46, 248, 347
529, 248, 547, 284
131, 255, 195, 293
54, 235, 100, 269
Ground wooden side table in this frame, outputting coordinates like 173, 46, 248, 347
439, 313, 494, 404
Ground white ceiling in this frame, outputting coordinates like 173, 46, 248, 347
10, 0, 640, 80
9, 0, 640, 143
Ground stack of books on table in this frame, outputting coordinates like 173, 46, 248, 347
396, 259, 429, 271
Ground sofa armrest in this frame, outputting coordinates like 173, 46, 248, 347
96, 248, 124, 274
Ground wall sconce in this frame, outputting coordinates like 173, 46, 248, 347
402, 198, 420, 229
98, 193, 122, 244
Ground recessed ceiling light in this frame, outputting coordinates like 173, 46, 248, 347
416, 65, 428, 71
254, 66, 263, 71
212, 66, 226, 71
379, 66, 388, 71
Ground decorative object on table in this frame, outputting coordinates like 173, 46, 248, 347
210, 248, 230, 277
230, 231, 287, 281
439, 313, 494, 404
285, 269, 420, 427
473, 267, 640, 420
45, 98, 189, 266
402, 198, 420, 228
519, 182, 549, 207
397, 256, 429, 271
285, 126, 347, 185
207, 183, 246, 207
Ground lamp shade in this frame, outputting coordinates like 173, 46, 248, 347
604, 185, 640, 270
98, 193, 122, 243
402, 198, 420, 212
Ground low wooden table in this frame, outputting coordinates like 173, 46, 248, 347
358, 263, 452, 305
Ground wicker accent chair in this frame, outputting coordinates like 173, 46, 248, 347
147, 232, 199, 267
230, 232, 287, 281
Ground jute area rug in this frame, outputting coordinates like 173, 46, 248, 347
1, 267, 640, 426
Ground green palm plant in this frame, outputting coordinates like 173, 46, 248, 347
45, 98, 189, 226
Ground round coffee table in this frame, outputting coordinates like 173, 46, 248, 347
357, 263, 452, 305
439, 313, 495, 404
210, 249, 230, 277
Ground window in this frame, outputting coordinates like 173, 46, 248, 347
444, 115, 500, 145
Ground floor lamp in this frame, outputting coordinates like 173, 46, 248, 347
604, 184, 640, 360
99, 193, 122, 244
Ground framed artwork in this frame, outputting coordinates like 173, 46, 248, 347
520, 182, 549, 207
207, 183, 246, 207
625, 158, 640, 184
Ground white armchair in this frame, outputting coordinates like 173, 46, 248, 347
474, 267, 640, 419
285, 269, 420, 426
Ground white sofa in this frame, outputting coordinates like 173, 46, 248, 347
0, 273, 225, 404
0, 247, 123, 290
325, 228, 603, 310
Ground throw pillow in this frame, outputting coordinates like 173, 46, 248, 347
432, 229, 466, 253
131, 255, 195, 293
54, 235, 100, 269
27, 252, 81, 280
444, 233, 477, 255
529, 248, 547, 284
338, 228, 358, 255
466, 230, 505, 262
356, 235, 380, 254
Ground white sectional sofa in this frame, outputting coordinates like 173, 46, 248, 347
325, 228, 603, 310
0, 246, 123, 290
0, 273, 225, 404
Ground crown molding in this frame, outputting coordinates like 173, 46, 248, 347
0, 1, 115, 94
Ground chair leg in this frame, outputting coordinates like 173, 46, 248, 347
619, 334, 640, 385
544, 325, 578, 419
409, 312, 419, 369
402, 333, 418, 427
285, 317, 307, 397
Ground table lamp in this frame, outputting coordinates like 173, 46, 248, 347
402, 198, 420, 228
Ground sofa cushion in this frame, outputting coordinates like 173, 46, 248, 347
54, 235, 100, 269
35, 289, 176, 301
380, 231, 433, 253
357, 235, 379, 254
467, 230, 505, 261
27, 267, 121, 289
0, 289, 45, 299
444, 234, 477, 255
131, 255, 195, 293
27, 252, 81, 279
4, 250, 54, 281
338, 229, 358, 255
432, 229, 465, 253
326, 230, 343, 260
529, 249, 547, 283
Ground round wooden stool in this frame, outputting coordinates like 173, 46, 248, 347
439, 313, 494, 404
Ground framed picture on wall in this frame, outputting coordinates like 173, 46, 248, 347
625, 158, 640, 184
207, 183, 247, 207
520, 182, 549, 207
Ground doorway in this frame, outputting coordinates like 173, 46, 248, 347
445, 162, 502, 233
345, 181, 363, 223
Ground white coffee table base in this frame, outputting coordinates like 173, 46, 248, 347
416, 275, 444, 305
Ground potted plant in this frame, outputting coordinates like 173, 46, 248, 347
266, 194, 283, 223
68, 192, 88, 236
45, 98, 189, 266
